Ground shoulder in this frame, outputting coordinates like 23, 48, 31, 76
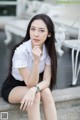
15, 40, 31, 54
16, 42, 28, 52
12, 41, 30, 62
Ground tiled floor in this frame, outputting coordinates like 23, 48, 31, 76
0, 30, 80, 96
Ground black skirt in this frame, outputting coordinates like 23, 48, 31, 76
1, 73, 43, 103
1, 75, 26, 103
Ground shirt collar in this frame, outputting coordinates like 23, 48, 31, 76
26, 39, 32, 53
26, 39, 47, 61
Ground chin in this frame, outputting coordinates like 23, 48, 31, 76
32, 41, 40, 46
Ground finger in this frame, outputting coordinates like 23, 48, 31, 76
28, 100, 33, 107
33, 46, 41, 52
20, 100, 25, 110
33, 48, 42, 55
20, 103, 23, 110
33, 46, 40, 49
26, 101, 31, 110
22, 101, 28, 111
26, 101, 33, 110
30, 100, 33, 107
38, 50, 42, 55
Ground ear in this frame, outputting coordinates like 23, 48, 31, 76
48, 33, 51, 37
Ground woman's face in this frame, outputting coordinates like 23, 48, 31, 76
30, 19, 50, 47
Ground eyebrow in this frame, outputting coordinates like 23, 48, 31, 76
31, 26, 46, 30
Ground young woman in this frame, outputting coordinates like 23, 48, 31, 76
1, 14, 57, 120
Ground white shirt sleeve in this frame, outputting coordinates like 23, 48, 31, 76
45, 55, 51, 65
12, 47, 28, 68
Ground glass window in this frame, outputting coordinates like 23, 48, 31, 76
0, 5, 16, 16
0, 0, 16, 1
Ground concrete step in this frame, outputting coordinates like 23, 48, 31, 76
0, 86, 80, 120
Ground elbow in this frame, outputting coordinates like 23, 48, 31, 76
27, 82, 37, 88
47, 80, 50, 87
27, 84, 34, 88
24, 80, 33, 88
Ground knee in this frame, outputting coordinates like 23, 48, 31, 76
34, 92, 41, 104
41, 88, 53, 105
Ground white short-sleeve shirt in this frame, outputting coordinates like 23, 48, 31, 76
12, 39, 51, 81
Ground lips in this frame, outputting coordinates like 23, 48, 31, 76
33, 39, 40, 42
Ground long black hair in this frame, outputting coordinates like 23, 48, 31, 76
8, 14, 57, 90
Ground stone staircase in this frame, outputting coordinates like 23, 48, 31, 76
0, 86, 80, 120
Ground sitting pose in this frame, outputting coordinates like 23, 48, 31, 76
1, 14, 57, 120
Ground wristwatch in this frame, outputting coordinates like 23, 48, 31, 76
35, 85, 40, 93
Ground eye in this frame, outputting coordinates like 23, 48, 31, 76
39, 29, 45, 32
30, 28, 35, 31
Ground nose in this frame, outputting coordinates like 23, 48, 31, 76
34, 30, 39, 36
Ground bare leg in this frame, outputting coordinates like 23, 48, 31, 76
8, 86, 29, 103
41, 88, 57, 120
8, 86, 41, 120
28, 93, 41, 120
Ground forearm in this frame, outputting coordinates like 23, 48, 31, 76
27, 61, 39, 87
36, 80, 50, 91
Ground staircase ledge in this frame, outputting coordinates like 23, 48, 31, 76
53, 86, 80, 102
0, 86, 80, 111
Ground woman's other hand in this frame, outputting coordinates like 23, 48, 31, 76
20, 87, 36, 111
